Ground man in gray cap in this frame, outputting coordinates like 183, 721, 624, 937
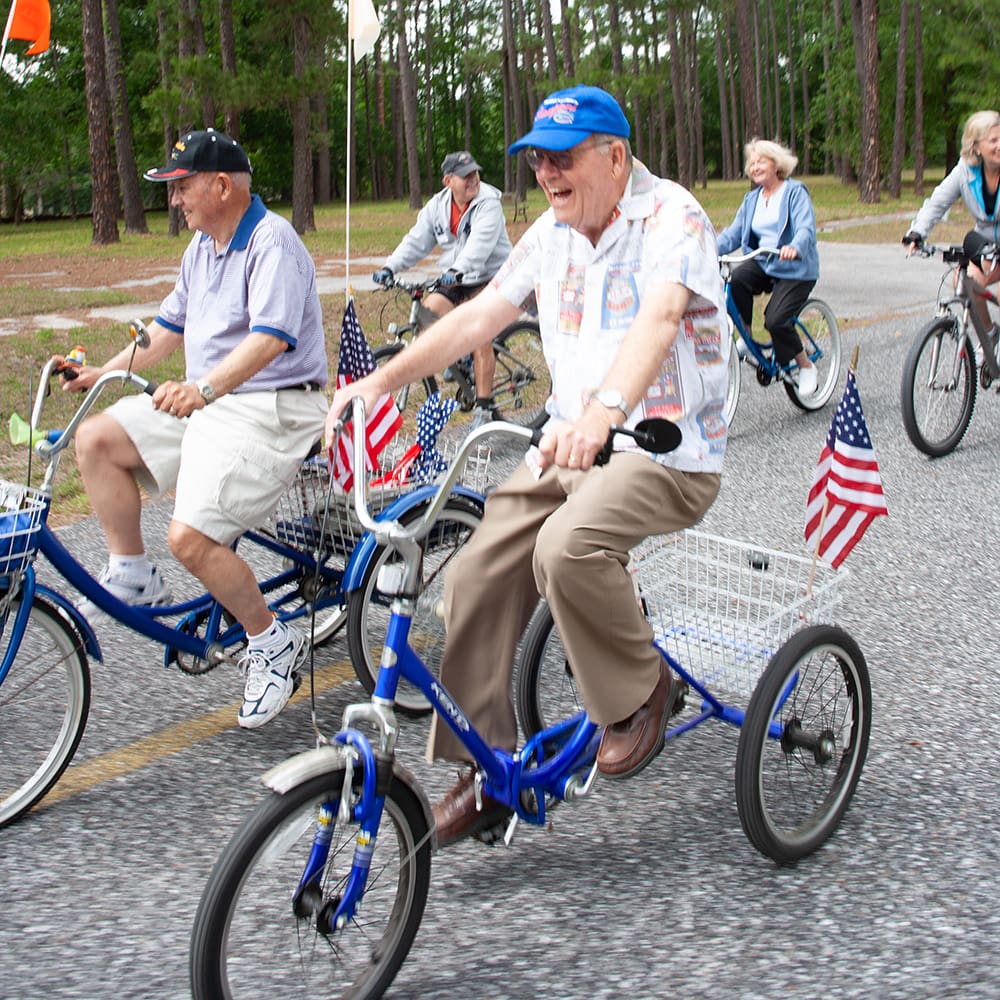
373, 150, 513, 427
62, 128, 328, 731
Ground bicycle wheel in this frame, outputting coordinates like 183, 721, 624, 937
900, 315, 977, 457
515, 602, 584, 738
724, 329, 742, 428
490, 320, 550, 429
346, 497, 482, 716
190, 766, 431, 1000
735, 624, 870, 864
785, 299, 842, 411
0, 591, 90, 827
373, 341, 439, 426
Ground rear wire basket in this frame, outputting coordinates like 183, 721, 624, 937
264, 438, 492, 557
632, 529, 846, 704
0, 480, 47, 578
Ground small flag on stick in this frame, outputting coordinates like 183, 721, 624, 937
804, 363, 887, 568
331, 299, 402, 492
2, 0, 51, 58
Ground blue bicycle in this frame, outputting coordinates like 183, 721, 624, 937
721, 248, 842, 426
0, 340, 485, 828
189, 399, 871, 998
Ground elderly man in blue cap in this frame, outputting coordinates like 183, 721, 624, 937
326, 85, 729, 846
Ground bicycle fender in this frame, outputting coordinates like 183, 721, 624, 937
34, 583, 103, 663
340, 484, 485, 593
261, 746, 435, 840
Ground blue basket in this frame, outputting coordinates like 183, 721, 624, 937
0, 482, 46, 577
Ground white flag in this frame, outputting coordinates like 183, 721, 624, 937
348, 0, 380, 62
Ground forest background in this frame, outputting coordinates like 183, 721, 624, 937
2, 0, 1000, 243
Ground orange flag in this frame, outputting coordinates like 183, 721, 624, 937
4, 0, 51, 55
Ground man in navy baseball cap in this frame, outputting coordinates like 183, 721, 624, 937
144, 128, 251, 181
508, 84, 630, 153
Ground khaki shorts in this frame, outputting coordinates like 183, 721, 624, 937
108, 390, 327, 546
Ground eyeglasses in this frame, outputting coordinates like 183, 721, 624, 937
524, 139, 611, 172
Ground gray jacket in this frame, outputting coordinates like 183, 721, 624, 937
910, 160, 1000, 244
383, 182, 512, 284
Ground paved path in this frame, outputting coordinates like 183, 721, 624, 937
4, 245, 1000, 998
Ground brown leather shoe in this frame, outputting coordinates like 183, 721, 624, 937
432, 770, 512, 848
596, 663, 679, 779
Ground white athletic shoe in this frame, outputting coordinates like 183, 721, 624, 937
237, 626, 306, 730
797, 364, 819, 397
79, 564, 172, 621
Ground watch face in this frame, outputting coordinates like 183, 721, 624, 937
198, 380, 216, 403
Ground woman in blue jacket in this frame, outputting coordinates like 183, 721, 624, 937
717, 139, 820, 396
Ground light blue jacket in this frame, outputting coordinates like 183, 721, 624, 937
383, 182, 512, 284
910, 160, 1000, 244
716, 178, 819, 281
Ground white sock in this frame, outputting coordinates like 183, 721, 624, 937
246, 618, 287, 654
108, 553, 152, 584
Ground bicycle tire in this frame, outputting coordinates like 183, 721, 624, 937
373, 341, 439, 422
0, 591, 90, 828
734, 624, 870, 864
491, 320, 550, 429
515, 602, 584, 738
346, 497, 482, 716
190, 766, 431, 1000
724, 327, 742, 428
900, 315, 977, 457
785, 299, 842, 412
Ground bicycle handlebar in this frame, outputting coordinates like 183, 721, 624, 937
377, 274, 464, 298
338, 397, 680, 551
718, 247, 780, 266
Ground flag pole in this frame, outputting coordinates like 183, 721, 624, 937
805, 344, 860, 599
345, 30, 354, 307
1, 0, 18, 65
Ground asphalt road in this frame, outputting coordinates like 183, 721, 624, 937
4, 242, 1000, 999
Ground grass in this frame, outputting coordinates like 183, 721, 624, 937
0, 171, 977, 519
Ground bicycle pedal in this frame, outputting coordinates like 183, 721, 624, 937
471, 812, 514, 846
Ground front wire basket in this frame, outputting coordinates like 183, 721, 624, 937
265, 438, 492, 557
632, 529, 846, 705
0, 480, 48, 578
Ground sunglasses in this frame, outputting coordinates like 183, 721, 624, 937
524, 139, 611, 172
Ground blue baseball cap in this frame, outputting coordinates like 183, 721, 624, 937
508, 85, 631, 154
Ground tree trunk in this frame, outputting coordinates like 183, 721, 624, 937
852, 0, 880, 202
912, 0, 925, 195
81, 0, 120, 245
397, 11, 422, 209
218, 0, 239, 139
540, 0, 558, 83
888, 0, 908, 199
291, 13, 315, 234
103, 0, 148, 234
559, 0, 575, 77
715, 26, 733, 180
666, 7, 690, 188
734, 0, 762, 140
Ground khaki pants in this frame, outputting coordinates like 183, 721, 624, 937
427, 452, 721, 762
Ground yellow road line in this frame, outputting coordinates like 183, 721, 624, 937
37, 658, 358, 809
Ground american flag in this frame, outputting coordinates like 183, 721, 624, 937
331, 300, 402, 491
412, 392, 459, 481
804, 369, 888, 568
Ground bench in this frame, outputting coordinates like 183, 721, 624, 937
502, 191, 528, 223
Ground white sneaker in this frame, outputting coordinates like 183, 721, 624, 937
237, 626, 306, 729
797, 364, 818, 397
79, 564, 172, 620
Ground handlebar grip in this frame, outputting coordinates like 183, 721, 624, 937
143, 379, 158, 395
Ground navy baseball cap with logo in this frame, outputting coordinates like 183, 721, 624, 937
441, 151, 482, 177
144, 129, 252, 182
508, 85, 631, 154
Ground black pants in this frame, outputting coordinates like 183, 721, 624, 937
729, 259, 816, 364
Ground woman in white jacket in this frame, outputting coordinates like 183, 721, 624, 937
904, 110, 1000, 335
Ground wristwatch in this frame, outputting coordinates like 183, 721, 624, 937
196, 379, 217, 404
588, 388, 630, 419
